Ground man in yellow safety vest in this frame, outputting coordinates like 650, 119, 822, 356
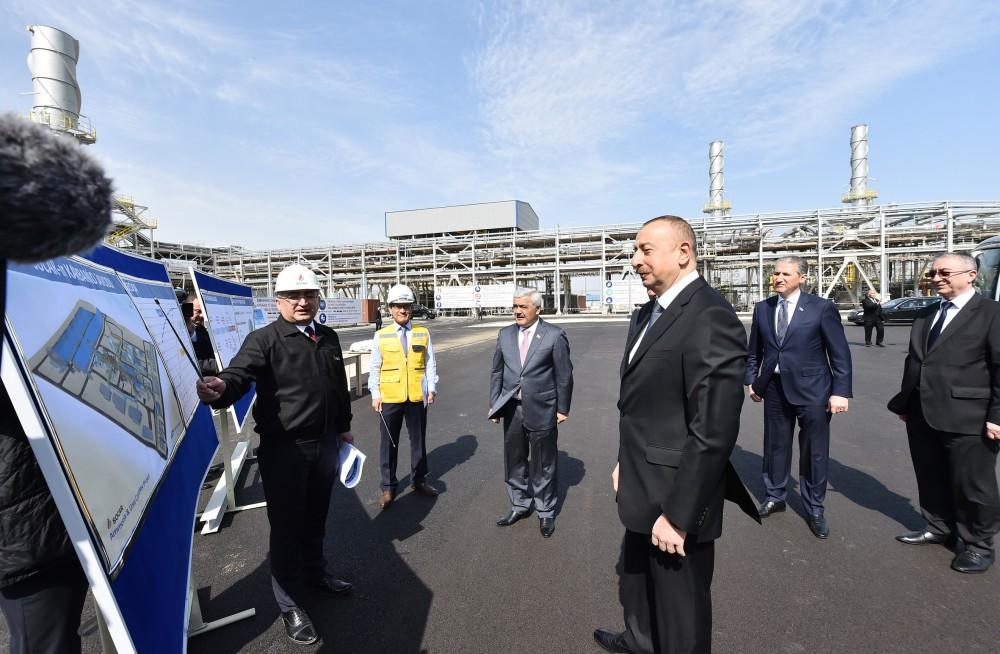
369, 284, 440, 509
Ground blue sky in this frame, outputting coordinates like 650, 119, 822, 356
2, 1, 998, 249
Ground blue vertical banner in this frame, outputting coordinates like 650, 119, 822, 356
1, 246, 218, 653
190, 269, 256, 429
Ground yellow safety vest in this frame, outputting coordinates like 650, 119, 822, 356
376, 324, 429, 403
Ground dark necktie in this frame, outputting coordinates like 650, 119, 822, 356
646, 302, 664, 331
926, 301, 952, 349
304, 325, 318, 342
776, 299, 789, 344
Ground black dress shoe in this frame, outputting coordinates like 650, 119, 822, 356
876, 343, 886, 347
540, 517, 555, 538
865, 343, 872, 347
310, 576, 353, 596
282, 607, 318, 645
758, 500, 786, 518
807, 515, 830, 539
496, 509, 530, 526
896, 530, 948, 546
951, 550, 994, 574
411, 481, 440, 497
593, 628, 634, 653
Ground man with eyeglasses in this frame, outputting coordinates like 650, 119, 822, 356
196, 264, 355, 645
889, 252, 1000, 574
369, 283, 440, 510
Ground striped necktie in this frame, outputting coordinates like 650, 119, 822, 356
304, 325, 318, 342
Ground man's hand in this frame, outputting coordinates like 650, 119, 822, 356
339, 431, 354, 445
427, 392, 436, 405
828, 395, 849, 415
747, 386, 762, 403
651, 514, 687, 557
372, 398, 382, 412
556, 412, 568, 424
897, 414, 908, 423
196, 377, 226, 402
490, 417, 501, 424
612, 462, 619, 493
987, 421, 1000, 440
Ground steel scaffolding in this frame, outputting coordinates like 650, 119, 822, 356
130, 200, 1000, 312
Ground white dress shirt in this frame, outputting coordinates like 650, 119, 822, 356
773, 289, 801, 374
628, 271, 700, 363
937, 287, 976, 333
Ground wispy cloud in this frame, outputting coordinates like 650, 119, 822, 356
473, 0, 1000, 166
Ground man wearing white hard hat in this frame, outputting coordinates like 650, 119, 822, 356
196, 264, 354, 646
369, 283, 440, 509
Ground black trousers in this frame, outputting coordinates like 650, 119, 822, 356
0, 557, 88, 654
257, 435, 340, 611
619, 530, 715, 654
863, 319, 884, 345
378, 401, 428, 490
905, 397, 1000, 555
502, 402, 558, 518
762, 375, 832, 516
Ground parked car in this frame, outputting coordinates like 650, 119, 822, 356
847, 296, 940, 325
411, 303, 437, 319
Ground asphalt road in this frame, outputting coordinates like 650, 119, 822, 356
13, 318, 1000, 653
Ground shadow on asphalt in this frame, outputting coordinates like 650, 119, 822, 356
732, 444, 924, 530
827, 456, 923, 530
556, 450, 586, 517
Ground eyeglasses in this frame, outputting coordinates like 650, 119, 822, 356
277, 292, 320, 302
924, 269, 974, 280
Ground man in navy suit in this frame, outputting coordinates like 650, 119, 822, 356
745, 256, 853, 538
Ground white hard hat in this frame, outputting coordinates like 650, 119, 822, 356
274, 264, 321, 293
387, 284, 415, 304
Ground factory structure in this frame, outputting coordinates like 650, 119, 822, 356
22, 25, 1000, 314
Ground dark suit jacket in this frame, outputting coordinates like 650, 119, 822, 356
888, 292, 1000, 434
861, 296, 884, 323
617, 277, 758, 541
489, 319, 573, 431
745, 292, 853, 406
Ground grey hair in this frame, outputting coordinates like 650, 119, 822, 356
514, 288, 542, 308
774, 256, 809, 275
932, 252, 977, 270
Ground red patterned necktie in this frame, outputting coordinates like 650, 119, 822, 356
304, 325, 318, 342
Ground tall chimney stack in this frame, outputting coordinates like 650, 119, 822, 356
703, 140, 731, 216
841, 124, 876, 206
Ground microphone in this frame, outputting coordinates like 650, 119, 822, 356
0, 112, 113, 263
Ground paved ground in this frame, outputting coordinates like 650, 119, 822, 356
12, 318, 1000, 653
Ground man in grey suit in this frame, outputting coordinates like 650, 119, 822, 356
490, 288, 574, 538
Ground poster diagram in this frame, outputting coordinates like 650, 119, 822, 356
200, 292, 255, 369
30, 301, 168, 458
120, 276, 200, 422
4, 257, 191, 573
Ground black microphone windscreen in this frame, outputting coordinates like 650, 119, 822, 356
0, 113, 113, 262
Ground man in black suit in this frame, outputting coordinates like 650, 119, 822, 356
594, 216, 757, 654
745, 256, 853, 539
888, 252, 1000, 574
861, 289, 885, 347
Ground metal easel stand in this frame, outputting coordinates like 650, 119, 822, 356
198, 409, 266, 534
186, 581, 255, 638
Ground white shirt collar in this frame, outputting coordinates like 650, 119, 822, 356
520, 318, 540, 335
944, 287, 976, 309
295, 321, 318, 334
778, 289, 802, 306
394, 320, 411, 332
656, 270, 700, 311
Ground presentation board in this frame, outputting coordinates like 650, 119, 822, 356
603, 277, 648, 311
474, 284, 516, 308
191, 269, 255, 430
434, 286, 476, 309
252, 297, 362, 327
2, 245, 219, 653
